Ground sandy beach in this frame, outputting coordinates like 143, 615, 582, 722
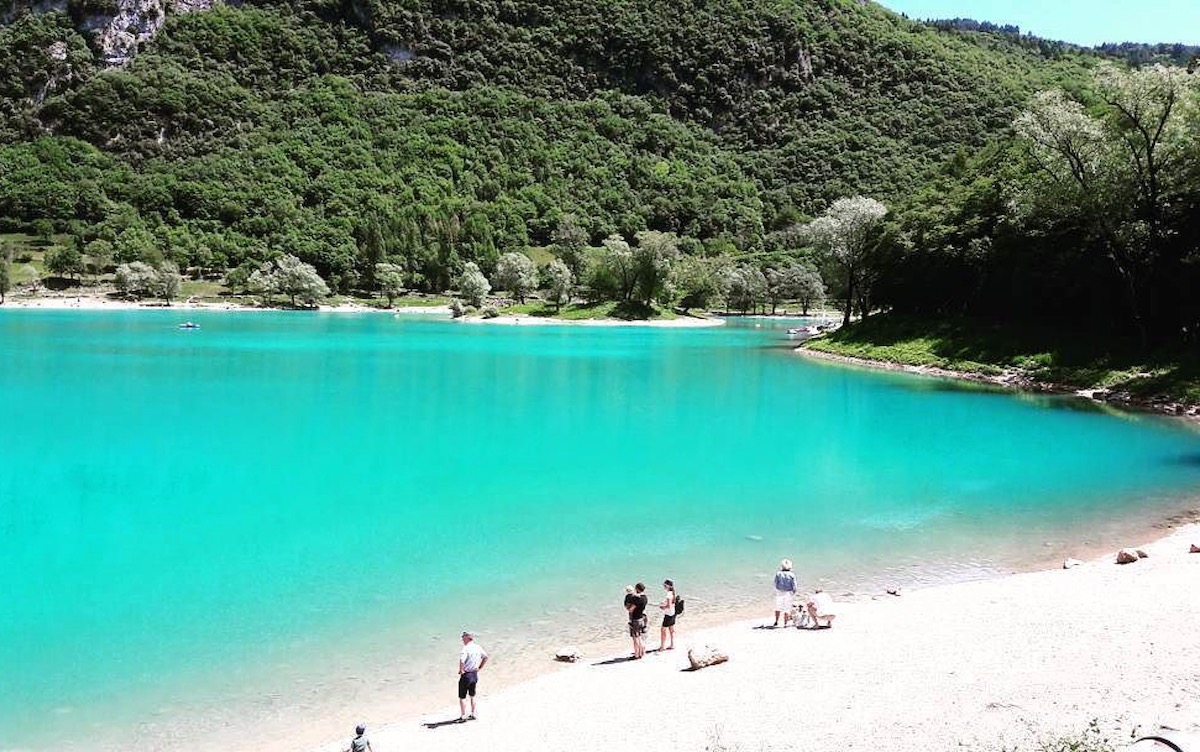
0, 295, 727, 326
456, 313, 725, 327
310, 523, 1200, 752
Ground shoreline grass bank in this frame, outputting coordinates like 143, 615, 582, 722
798, 315, 1200, 420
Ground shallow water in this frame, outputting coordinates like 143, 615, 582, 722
1, 310, 1198, 750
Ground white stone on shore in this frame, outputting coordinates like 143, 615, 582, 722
687, 644, 728, 670
1063, 558, 1084, 569
553, 647, 581, 663
1116, 549, 1140, 564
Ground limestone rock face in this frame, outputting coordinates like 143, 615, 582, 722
687, 644, 729, 670
1116, 549, 1140, 565
2, 0, 221, 66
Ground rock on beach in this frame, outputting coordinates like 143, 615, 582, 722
1116, 549, 1141, 564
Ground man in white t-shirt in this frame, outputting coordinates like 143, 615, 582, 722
458, 631, 489, 721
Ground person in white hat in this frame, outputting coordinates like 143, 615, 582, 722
772, 558, 797, 627
457, 631, 489, 722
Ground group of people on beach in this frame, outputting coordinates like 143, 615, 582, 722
771, 558, 835, 629
345, 561, 829, 750
623, 579, 680, 658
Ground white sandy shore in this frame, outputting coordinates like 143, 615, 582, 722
0, 295, 452, 314
311, 524, 1200, 752
456, 314, 725, 328
1, 295, 730, 326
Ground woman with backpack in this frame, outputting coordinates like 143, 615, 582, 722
657, 579, 678, 651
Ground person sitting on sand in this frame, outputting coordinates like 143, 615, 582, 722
345, 723, 373, 752
805, 588, 836, 629
657, 579, 677, 651
626, 583, 649, 658
772, 559, 797, 627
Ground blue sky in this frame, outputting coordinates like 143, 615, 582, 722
879, 0, 1200, 46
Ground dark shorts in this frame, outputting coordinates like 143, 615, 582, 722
662, 614, 676, 628
458, 671, 478, 699
628, 616, 647, 637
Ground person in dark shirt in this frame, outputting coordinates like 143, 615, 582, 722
625, 582, 649, 658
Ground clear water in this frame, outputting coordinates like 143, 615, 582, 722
2, 310, 1198, 751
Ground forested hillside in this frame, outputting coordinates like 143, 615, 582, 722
1, 0, 1198, 345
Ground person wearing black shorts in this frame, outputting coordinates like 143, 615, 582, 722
625, 583, 649, 658
457, 631, 489, 721
658, 578, 677, 651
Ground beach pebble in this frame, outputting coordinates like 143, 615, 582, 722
886, 587, 902, 596
1116, 549, 1141, 564
687, 644, 729, 670
1063, 558, 1084, 569
553, 647, 581, 663
1189, 544, 1199, 553
1136, 549, 1149, 558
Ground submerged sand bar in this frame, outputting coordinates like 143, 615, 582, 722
313, 524, 1200, 752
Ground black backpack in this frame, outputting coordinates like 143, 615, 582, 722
674, 595, 684, 615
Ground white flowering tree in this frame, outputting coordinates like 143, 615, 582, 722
494, 252, 537, 303
1014, 63, 1197, 345
457, 261, 490, 307
544, 258, 573, 311
803, 196, 888, 325
374, 262, 406, 307
114, 261, 158, 299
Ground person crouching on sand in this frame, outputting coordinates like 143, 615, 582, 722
345, 723, 372, 752
658, 579, 677, 651
805, 588, 836, 629
773, 558, 797, 627
458, 631, 489, 721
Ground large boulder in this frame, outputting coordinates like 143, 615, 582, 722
687, 644, 729, 670
1116, 549, 1140, 564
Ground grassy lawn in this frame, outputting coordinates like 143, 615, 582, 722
802, 314, 1200, 402
500, 299, 680, 320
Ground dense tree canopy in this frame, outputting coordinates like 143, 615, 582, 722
0, 0, 1196, 337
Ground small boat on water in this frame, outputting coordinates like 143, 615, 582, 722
178, 321, 200, 330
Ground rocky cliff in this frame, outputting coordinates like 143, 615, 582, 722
1, 0, 220, 65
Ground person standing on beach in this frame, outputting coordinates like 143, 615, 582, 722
457, 631, 489, 721
626, 582, 649, 658
773, 559, 797, 627
623, 585, 638, 656
657, 579, 677, 651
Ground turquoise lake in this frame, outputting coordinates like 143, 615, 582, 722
2, 310, 1199, 751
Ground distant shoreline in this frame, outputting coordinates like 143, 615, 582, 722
0, 294, 729, 327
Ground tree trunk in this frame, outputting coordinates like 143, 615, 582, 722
842, 266, 855, 327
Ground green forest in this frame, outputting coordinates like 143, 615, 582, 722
1, 0, 1198, 345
